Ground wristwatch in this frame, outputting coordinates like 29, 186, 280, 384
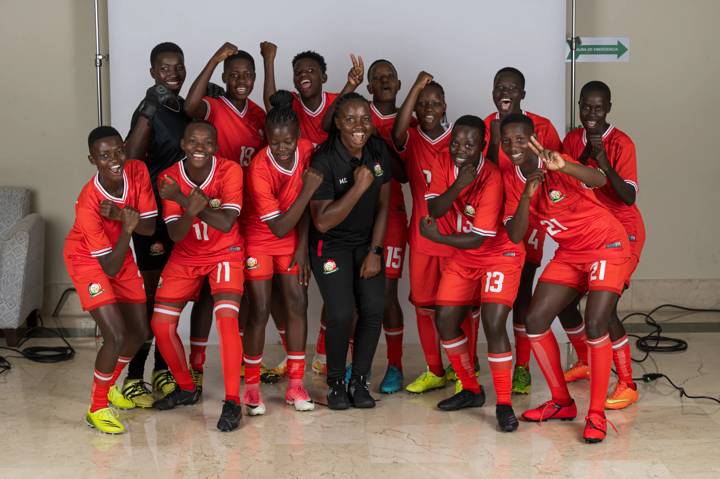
369, 245, 383, 255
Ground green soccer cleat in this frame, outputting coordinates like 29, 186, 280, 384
511, 364, 532, 395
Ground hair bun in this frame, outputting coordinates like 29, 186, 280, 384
269, 90, 293, 110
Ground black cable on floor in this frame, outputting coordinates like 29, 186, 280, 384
0, 324, 75, 368
621, 303, 720, 405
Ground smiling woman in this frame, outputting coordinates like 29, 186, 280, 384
308, 93, 392, 410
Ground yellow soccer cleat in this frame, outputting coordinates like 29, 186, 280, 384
406, 368, 448, 394
85, 407, 125, 434
121, 379, 154, 408
152, 369, 177, 397
454, 370, 481, 394
270, 357, 288, 377
108, 384, 135, 410
190, 368, 204, 394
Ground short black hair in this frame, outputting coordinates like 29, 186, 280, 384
266, 90, 298, 130
184, 119, 217, 139
150, 42, 184, 66
367, 59, 397, 80
224, 50, 255, 72
88, 126, 121, 150
425, 80, 445, 97
494, 67, 525, 88
500, 113, 534, 133
292, 50, 327, 73
580, 80, 611, 102
454, 115, 486, 139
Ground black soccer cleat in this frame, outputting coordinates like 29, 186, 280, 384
437, 388, 486, 411
348, 376, 376, 409
496, 404, 520, 432
153, 386, 200, 411
327, 378, 351, 410
217, 400, 242, 432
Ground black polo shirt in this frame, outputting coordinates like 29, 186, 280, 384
310, 135, 391, 254
129, 97, 191, 185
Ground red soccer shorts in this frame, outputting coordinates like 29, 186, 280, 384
409, 250, 449, 307
624, 228, 646, 287
244, 253, 298, 280
156, 260, 244, 302
384, 216, 408, 280
524, 225, 546, 266
66, 256, 145, 311
436, 258, 523, 308
539, 257, 632, 295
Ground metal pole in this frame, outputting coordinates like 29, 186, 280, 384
94, 0, 104, 126
569, 0, 578, 130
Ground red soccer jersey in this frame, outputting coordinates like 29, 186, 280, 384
160, 156, 244, 266
503, 155, 630, 263
292, 91, 339, 147
65, 160, 157, 264
244, 138, 313, 255
396, 125, 454, 257
203, 96, 266, 167
484, 111, 562, 171
370, 103, 413, 222
562, 126, 644, 239
426, 153, 524, 266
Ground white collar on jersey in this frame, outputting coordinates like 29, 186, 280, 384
581, 124, 615, 145
299, 91, 327, 117
180, 155, 217, 190
267, 147, 299, 176
515, 155, 543, 183
453, 154, 485, 179
370, 102, 398, 120
93, 170, 128, 202
417, 123, 453, 145
220, 96, 248, 118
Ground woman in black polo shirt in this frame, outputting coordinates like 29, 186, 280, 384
309, 92, 391, 410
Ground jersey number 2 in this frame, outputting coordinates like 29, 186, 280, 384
540, 218, 568, 237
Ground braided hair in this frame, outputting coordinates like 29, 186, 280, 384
265, 90, 298, 131
318, 92, 370, 155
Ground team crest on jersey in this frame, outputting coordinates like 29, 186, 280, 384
88, 282, 104, 297
549, 190, 566, 203
149, 242, 165, 256
464, 204, 476, 217
209, 198, 222, 209
246, 257, 259, 270
323, 259, 339, 275
373, 163, 384, 177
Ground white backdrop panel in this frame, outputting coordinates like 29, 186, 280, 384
109, 0, 566, 345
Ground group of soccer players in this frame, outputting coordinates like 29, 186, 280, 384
64, 39, 644, 444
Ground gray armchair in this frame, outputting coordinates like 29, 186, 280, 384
0, 187, 44, 346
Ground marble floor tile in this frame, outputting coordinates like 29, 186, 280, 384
1, 333, 719, 478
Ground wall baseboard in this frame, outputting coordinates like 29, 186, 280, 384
617, 278, 720, 312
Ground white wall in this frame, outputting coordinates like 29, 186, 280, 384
106, 0, 566, 343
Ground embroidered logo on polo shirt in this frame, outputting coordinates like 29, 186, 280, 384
464, 205, 476, 217
88, 283, 104, 298
246, 257, 259, 270
549, 190, 565, 203
209, 198, 221, 209
605, 241, 622, 249
323, 259, 339, 274
339, 177, 349, 184
373, 163, 384, 177
149, 242, 165, 256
